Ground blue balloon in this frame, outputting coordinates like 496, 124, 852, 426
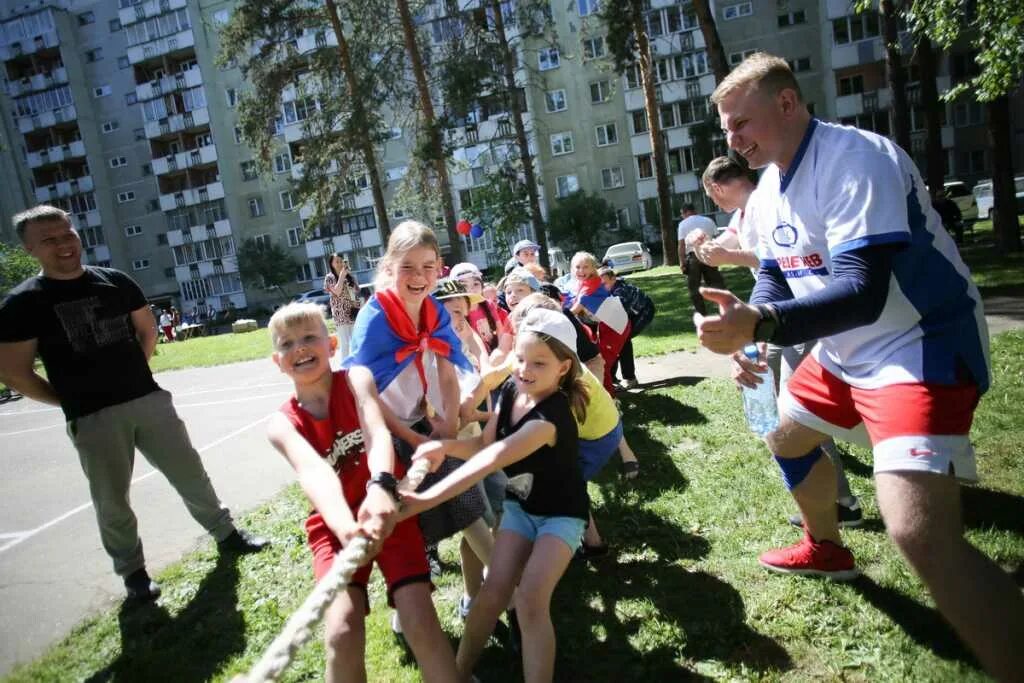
470, 223, 484, 238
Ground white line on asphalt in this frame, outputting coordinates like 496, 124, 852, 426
0, 405, 62, 418
0, 423, 63, 437
0, 414, 273, 555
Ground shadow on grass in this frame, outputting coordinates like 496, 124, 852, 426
850, 575, 976, 667
84, 551, 245, 683
962, 485, 1024, 535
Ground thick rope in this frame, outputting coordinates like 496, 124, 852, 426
242, 458, 432, 683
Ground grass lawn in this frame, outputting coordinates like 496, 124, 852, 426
8, 330, 1023, 682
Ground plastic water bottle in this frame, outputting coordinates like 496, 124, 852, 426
741, 344, 779, 436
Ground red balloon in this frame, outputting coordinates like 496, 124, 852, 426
456, 219, 472, 235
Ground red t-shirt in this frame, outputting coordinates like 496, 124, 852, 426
278, 370, 406, 510
466, 301, 510, 352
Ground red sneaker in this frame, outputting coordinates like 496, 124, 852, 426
758, 531, 859, 581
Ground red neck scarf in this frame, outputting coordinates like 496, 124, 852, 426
375, 288, 452, 393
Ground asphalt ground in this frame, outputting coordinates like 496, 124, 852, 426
0, 357, 296, 676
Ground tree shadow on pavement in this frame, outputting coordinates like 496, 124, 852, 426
84, 550, 244, 683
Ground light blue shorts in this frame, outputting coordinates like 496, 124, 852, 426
579, 420, 623, 481
499, 500, 586, 552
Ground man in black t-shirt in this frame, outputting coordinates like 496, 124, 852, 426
0, 205, 268, 601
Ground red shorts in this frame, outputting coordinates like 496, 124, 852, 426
305, 512, 432, 611
781, 355, 980, 480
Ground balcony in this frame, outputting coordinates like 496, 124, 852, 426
289, 160, 342, 181
134, 66, 202, 102
296, 29, 338, 55
910, 126, 954, 152
153, 143, 218, 176
0, 30, 59, 60
831, 38, 885, 71
73, 209, 102, 228
835, 87, 894, 119
303, 226, 383, 260
83, 244, 111, 265
144, 106, 210, 140
167, 218, 232, 246
175, 256, 239, 282
119, 0, 188, 27
159, 180, 225, 212
17, 105, 77, 134
6, 66, 68, 97
127, 28, 195, 65
624, 72, 714, 111
34, 175, 94, 203
27, 139, 86, 168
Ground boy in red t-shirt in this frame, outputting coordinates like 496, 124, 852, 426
266, 302, 458, 683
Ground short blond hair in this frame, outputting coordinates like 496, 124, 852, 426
710, 52, 803, 105
268, 302, 328, 347
12, 204, 71, 242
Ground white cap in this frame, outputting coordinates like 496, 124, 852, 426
450, 262, 483, 281
519, 308, 577, 355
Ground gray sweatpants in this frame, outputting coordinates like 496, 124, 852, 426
766, 343, 854, 500
66, 389, 235, 576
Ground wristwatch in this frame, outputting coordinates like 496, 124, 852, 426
752, 304, 780, 343
366, 472, 400, 502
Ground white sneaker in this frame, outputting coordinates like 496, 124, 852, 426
457, 594, 472, 620
622, 378, 639, 389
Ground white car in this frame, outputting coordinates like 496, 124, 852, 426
943, 181, 977, 221
973, 176, 1024, 221
293, 288, 331, 314
602, 241, 653, 274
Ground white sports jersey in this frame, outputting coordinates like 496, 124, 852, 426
753, 119, 990, 391
725, 208, 758, 277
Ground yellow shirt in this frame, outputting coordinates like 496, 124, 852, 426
577, 368, 619, 440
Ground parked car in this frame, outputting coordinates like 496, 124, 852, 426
293, 288, 331, 315
602, 241, 654, 274
943, 181, 978, 222
973, 176, 1024, 220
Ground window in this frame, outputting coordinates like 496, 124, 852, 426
722, 2, 752, 20
85, 48, 103, 62
233, 126, 243, 144
118, 56, 130, 69
833, 13, 880, 45
142, 163, 152, 176
544, 89, 567, 113
274, 151, 292, 173
164, 267, 175, 278
125, 92, 138, 106
253, 234, 271, 250
646, 11, 664, 37
225, 88, 237, 107
676, 51, 708, 78
295, 263, 313, 282
637, 154, 653, 179
109, 18, 121, 32
248, 197, 265, 217
125, 224, 143, 237
615, 207, 630, 229
93, 85, 111, 98
838, 74, 865, 96
279, 191, 295, 211
132, 259, 150, 271
538, 47, 560, 71
549, 131, 574, 156
578, 0, 600, 16
109, 156, 127, 168
147, 199, 160, 211
778, 11, 806, 27
555, 174, 579, 198
157, 233, 168, 245
667, 6, 698, 32
117, 191, 136, 203
601, 166, 624, 189
787, 57, 812, 73
133, 127, 145, 140
241, 161, 258, 181
729, 49, 757, 66
213, 9, 230, 26
660, 103, 677, 128
582, 37, 605, 60
590, 80, 611, 104
631, 110, 648, 135
287, 227, 302, 247
77, 11, 95, 25
595, 122, 618, 146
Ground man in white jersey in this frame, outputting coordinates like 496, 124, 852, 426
676, 204, 725, 315
694, 53, 1021, 681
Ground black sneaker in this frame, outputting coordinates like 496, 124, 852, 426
124, 568, 161, 601
218, 529, 270, 554
425, 544, 442, 578
506, 609, 521, 654
788, 499, 864, 529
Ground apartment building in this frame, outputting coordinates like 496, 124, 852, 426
3, 0, 1020, 315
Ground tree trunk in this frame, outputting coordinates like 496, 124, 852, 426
395, 0, 464, 262
632, 4, 676, 266
881, 0, 911, 153
916, 36, 944, 194
987, 96, 1021, 252
692, 0, 729, 82
490, 0, 549, 270
324, 0, 390, 243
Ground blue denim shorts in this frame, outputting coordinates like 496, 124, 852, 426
579, 420, 623, 481
499, 500, 586, 552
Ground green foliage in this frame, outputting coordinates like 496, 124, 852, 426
0, 241, 37, 294
237, 238, 298, 290
546, 191, 618, 254
905, 0, 1024, 101
600, 0, 643, 74
462, 165, 532, 260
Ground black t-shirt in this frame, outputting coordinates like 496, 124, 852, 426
0, 267, 159, 420
563, 308, 599, 364
495, 380, 588, 521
